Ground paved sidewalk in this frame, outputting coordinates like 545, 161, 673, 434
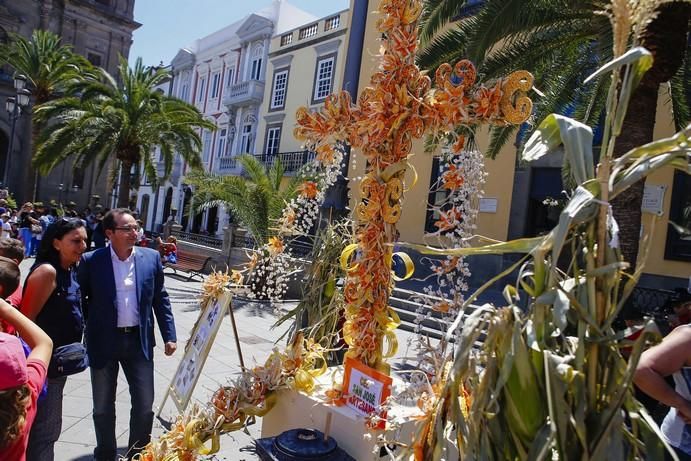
18, 257, 420, 460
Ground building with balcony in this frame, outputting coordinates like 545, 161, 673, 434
134, 0, 319, 236
255, 9, 349, 178
0, 0, 140, 206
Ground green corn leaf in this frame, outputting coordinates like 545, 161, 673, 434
550, 186, 597, 268
522, 114, 595, 184
584, 46, 653, 89
526, 422, 554, 461
396, 236, 545, 257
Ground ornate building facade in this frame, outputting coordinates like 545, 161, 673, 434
135, 0, 320, 236
0, 0, 139, 205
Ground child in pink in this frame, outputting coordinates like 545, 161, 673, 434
0, 295, 53, 461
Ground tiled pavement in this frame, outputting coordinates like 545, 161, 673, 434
18, 257, 419, 460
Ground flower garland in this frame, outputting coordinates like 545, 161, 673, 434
242, 145, 346, 301
136, 333, 327, 460
413, 146, 486, 341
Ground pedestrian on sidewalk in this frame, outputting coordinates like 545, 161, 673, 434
78, 208, 177, 461
20, 218, 88, 461
17, 203, 39, 258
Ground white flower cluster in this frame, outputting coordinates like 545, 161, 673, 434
246, 146, 346, 301
245, 249, 294, 301
415, 147, 486, 340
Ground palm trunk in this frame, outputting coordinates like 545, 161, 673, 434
23, 116, 39, 202
611, 2, 690, 271
117, 160, 132, 208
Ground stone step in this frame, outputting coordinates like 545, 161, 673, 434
389, 287, 484, 342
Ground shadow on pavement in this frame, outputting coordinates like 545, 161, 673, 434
68, 446, 129, 461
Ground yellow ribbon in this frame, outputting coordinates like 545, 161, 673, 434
340, 243, 360, 272
183, 419, 220, 456
391, 251, 415, 281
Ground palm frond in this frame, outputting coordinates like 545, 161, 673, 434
669, 52, 690, 132
418, 0, 468, 46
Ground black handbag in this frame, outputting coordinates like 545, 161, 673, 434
48, 342, 89, 378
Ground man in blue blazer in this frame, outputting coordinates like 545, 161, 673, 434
78, 208, 177, 460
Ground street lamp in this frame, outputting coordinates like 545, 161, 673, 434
3, 74, 31, 187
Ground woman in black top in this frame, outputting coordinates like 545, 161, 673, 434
20, 218, 87, 461
18, 202, 40, 258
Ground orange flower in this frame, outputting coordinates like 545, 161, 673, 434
315, 144, 335, 164
434, 207, 462, 232
451, 135, 466, 154
247, 252, 259, 271
474, 83, 502, 118
268, 237, 284, 255
441, 164, 464, 190
230, 270, 244, 285
325, 387, 342, 404
432, 301, 451, 313
298, 181, 318, 199
432, 257, 460, 275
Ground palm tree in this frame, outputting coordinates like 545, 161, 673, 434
34, 57, 216, 208
417, 0, 690, 270
0, 29, 90, 201
185, 154, 302, 245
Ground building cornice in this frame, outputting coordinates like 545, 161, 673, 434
65, 0, 141, 31
269, 28, 347, 58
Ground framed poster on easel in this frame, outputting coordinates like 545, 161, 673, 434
159, 290, 232, 415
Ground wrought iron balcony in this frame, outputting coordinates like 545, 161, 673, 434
223, 79, 264, 108
253, 150, 316, 174
213, 151, 314, 175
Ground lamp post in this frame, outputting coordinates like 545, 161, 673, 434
3, 75, 31, 188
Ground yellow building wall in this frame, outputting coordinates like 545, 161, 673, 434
257, 10, 350, 155
640, 88, 691, 280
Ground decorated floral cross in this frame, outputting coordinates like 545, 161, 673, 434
294, 0, 533, 372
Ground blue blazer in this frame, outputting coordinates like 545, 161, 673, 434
77, 246, 176, 369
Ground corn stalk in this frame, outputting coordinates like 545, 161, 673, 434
401, 44, 690, 460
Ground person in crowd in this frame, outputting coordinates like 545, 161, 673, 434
77, 211, 88, 229
1, 213, 11, 239
0, 254, 21, 333
17, 203, 39, 258
0, 238, 26, 334
669, 288, 691, 328
20, 218, 88, 461
158, 236, 178, 264
635, 323, 691, 460
92, 211, 106, 249
8, 210, 19, 239
39, 208, 57, 235
28, 204, 46, 257
85, 206, 103, 250
78, 208, 177, 460
135, 220, 145, 246
0, 294, 52, 461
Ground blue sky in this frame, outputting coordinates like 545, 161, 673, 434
130, 0, 350, 67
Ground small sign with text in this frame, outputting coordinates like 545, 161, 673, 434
339, 357, 392, 429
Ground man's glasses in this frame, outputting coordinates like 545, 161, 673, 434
114, 225, 140, 233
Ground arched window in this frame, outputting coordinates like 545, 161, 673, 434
249, 42, 264, 80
